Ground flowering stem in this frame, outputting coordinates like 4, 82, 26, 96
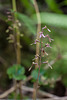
33, 0, 41, 67
12, 0, 21, 64
33, 0, 41, 99
33, 36, 43, 100
12, 0, 22, 99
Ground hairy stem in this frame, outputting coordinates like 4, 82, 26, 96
33, 37, 42, 100
33, 0, 41, 66
12, 0, 22, 99
12, 0, 21, 64
33, 0, 41, 100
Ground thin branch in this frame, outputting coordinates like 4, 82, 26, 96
0, 85, 57, 99
1, 84, 67, 100
22, 86, 58, 98
0, 75, 32, 98
0, 85, 17, 98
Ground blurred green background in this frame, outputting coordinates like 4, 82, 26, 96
0, 0, 67, 97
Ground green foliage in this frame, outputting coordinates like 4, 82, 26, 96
8, 92, 29, 99
32, 12, 67, 28
20, 0, 34, 13
31, 68, 45, 83
17, 12, 36, 34
30, 0, 34, 4
59, 0, 67, 6
64, 0, 67, 5
44, 58, 67, 86
45, 0, 62, 13
0, 0, 67, 91
62, 76, 67, 87
7, 64, 26, 80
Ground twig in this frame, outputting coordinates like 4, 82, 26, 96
41, 97, 67, 100
1, 84, 67, 100
0, 75, 32, 98
0, 85, 18, 98
0, 85, 57, 99
22, 86, 58, 98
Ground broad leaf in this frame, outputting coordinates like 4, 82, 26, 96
7, 64, 26, 80
32, 12, 67, 28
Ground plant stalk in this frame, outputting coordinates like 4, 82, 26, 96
33, 0, 41, 66
12, 0, 22, 99
33, 0, 41, 100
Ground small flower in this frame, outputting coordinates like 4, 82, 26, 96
8, 15, 12, 18
34, 39, 40, 44
39, 32, 46, 38
43, 61, 52, 69
8, 26, 13, 30
42, 26, 47, 30
41, 48, 45, 57
42, 26, 51, 32
46, 35, 54, 42
45, 52, 48, 56
32, 62, 38, 65
28, 61, 38, 71
28, 66, 32, 71
6, 11, 11, 14
30, 39, 40, 45
49, 38, 54, 42
45, 43, 52, 48
48, 63, 52, 69
8, 18, 12, 21
43, 61, 48, 64
33, 54, 40, 60
47, 28, 51, 32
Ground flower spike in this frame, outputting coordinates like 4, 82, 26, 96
39, 32, 46, 38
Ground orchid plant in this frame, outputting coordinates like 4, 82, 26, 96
29, 26, 54, 85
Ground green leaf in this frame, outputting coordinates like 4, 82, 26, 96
31, 69, 38, 80
63, 52, 67, 60
20, 0, 34, 11
40, 68, 45, 76
30, 0, 34, 4
62, 76, 67, 87
22, 75, 26, 80
63, 0, 67, 5
32, 12, 67, 28
45, 0, 62, 13
7, 64, 26, 80
13, 75, 26, 80
17, 12, 36, 34
31, 68, 45, 81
